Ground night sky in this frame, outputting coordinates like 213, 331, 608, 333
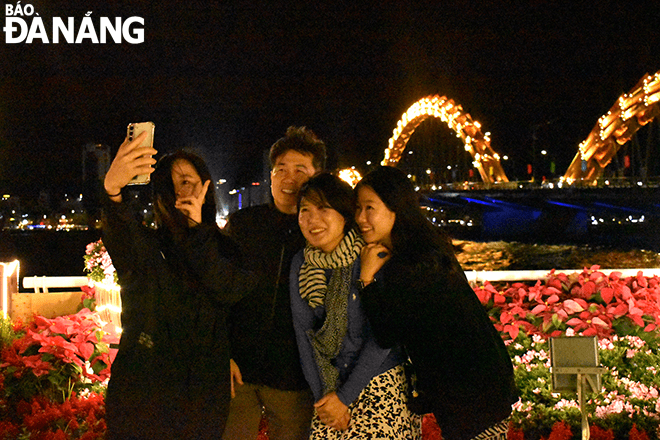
2, 1, 659, 198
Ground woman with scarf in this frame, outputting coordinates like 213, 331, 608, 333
290, 173, 421, 439
355, 166, 518, 440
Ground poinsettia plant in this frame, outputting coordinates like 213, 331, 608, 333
475, 266, 660, 440
475, 265, 660, 341
0, 309, 118, 404
0, 310, 118, 439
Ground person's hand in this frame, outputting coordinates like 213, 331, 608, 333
359, 243, 391, 286
175, 180, 210, 226
229, 359, 243, 398
314, 392, 350, 431
104, 132, 158, 201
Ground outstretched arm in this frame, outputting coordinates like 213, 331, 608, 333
102, 132, 158, 273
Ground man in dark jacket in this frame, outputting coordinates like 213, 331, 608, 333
222, 127, 326, 440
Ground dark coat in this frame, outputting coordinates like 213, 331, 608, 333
103, 198, 256, 440
360, 250, 518, 440
224, 204, 309, 390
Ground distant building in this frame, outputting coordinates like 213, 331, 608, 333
82, 144, 111, 224
224, 149, 270, 214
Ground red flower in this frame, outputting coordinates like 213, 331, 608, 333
0, 421, 20, 438
590, 425, 614, 440
422, 414, 443, 440
629, 424, 650, 440
600, 287, 614, 304
21, 354, 53, 377
507, 423, 524, 440
11, 318, 25, 332
80, 284, 96, 301
548, 421, 572, 440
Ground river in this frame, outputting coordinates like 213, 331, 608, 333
2, 228, 659, 286
0, 229, 102, 279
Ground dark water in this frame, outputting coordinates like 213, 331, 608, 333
0, 229, 103, 279
426, 185, 660, 253
453, 240, 660, 272
3, 229, 659, 289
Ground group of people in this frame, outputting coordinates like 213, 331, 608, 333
101, 126, 518, 440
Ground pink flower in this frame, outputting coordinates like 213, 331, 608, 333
554, 399, 579, 409
563, 299, 585, 314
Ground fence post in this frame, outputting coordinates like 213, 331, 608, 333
1, 260, 19, 319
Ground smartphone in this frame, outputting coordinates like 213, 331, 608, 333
126, 122, 155, 185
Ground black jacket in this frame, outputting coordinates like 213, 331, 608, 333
103, 197, 256, 439
361, 250, 518, 440
224, 204, 309, 390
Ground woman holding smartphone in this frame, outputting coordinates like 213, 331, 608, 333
355, 166, 518, 440
102, 132, 257, 439
290, 173, 421, 439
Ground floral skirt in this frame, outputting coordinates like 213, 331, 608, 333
310, 364, 422, 439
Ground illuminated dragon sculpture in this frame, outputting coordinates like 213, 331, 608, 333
382, 95, 508, 184
385, 70, 660, 186
563, 70, 660, 184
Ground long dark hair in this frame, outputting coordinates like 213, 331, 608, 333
298, 172, 355, 234
151, 150, 217, 235
356, 166, 453, 264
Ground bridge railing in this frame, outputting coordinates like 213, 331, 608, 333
415, 176, 660, 192
465, 268, 660, 284
22, 276, 88, 294
5, 263, 660, 325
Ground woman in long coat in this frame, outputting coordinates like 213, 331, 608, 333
102, 134, 257, 439
355, 166, 518, 440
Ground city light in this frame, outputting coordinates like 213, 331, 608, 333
338, 168, 362, 188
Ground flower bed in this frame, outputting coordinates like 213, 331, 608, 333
2, 260, 659, 439
1, 309, 118, 439
474, 266, 660, 440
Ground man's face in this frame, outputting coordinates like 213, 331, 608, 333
271, 150, 317, 214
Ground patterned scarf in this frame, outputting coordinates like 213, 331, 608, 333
298, 228, 364, 395
299, 228, 364, 308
